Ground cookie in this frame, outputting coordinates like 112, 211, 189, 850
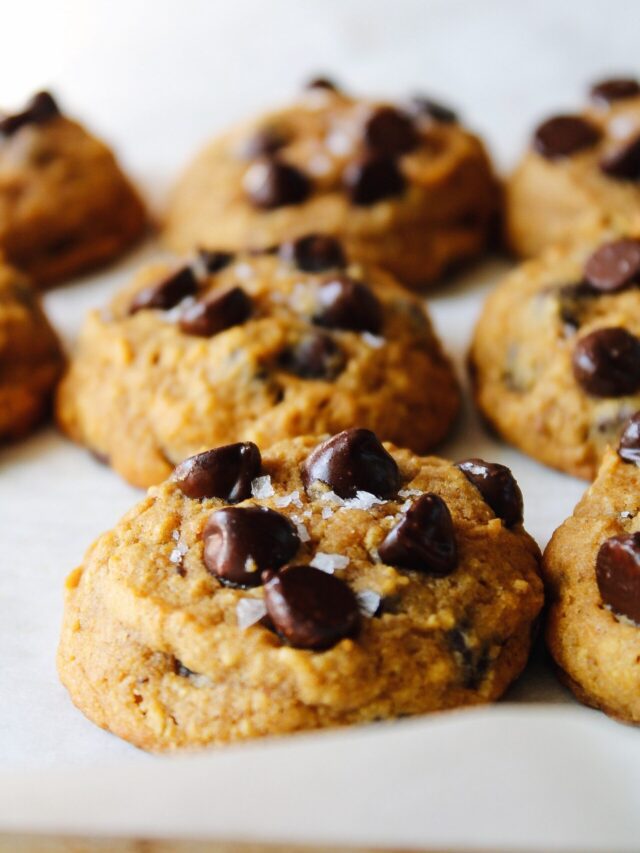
0, 91, 146, 287
543, 423, 640, 723
164, 79, 500, 289
470, 227, 640, 479
506, 76, 640, 258
0, 263, 64, 440
57, 429, 543, 750
56, 236, 461, 488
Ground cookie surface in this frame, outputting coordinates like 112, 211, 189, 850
56, 239, 460, 488
0, 263, 65, 440
0, 91, 146, 287
506, 76, 640, 258
57, 430, 542, 751
543, 436, 640, 724
164, 81, 499, 289
470, 227, 640, 479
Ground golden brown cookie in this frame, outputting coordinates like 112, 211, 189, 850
506, 76, 640, 258
543, 429, 640, 723
57, 430, 542, 751
0, 262, 64, 440
0, 91, 147, 287
470, 226, 640, 479
56, 237, 461, 488
164, 79, 499, 289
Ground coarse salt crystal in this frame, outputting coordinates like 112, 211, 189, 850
251, 475, 274, 498
275, 490, 303, 508
310, 552, 350, 574
321, 506, 333, 520
398, 488, 423, 498
233, 262, 254, 281
356, 590, 382, 617
320, 490, 344, 506
236, 598, 268, 629
620, 510, 635, 519
344, 491, 387, 510
291, 517, 311, 542
361, 331, 385, 349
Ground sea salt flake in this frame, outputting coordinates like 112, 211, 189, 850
344, 491, 387, 510
291, 516, 310, 542
321, 506, 334, 520
233, 262, 254, 281
320, 490, 344, 506
163, 295, 195, 323
275, 490, 303, 508
310, 552, 349, 574
356, 590, 382, 617
251, 475, 274, 498
620, 510, 635, 519
236, 598, 268, 629
398, 488, 423, 498
361, 331, 385, 349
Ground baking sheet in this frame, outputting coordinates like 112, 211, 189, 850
1, 0, 639, 849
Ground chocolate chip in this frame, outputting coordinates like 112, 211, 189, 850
554, 282, 598, 333
263, 564, 360, 649
532, 115, 600, 160
279, 234, 346, 272
409, 95, 458, 124
596, 532, 640, 623
572, 327, 640, 397
590, 78, 640, 105
245, 159, 311, 209
584, 238, 640, 292
241, 127, 288, 159
305, 76, 339, 92
197, 249, 235, 273
364, 107, 418, 157
178, 286, 252, 337
278, 333, 345, 379
456, 459, 523, 527
378, 494, 458, 576
174, 660, 197, 678
343, 156, 405, 205
173, 442, 262, 501
618, 412, 640, 464
0, 90, 60, 136
600, 134, 640, 181
314, 275, 382, 334
203, 506, 299, 587
129, 266, 199, 314
302, 428, 400, 499
447, 628, 489, 689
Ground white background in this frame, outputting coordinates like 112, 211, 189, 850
1, 0, 639, 849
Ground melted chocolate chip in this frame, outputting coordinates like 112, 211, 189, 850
278, 333, 345, 379
532, 115, 600, 160
600, 135, 640, 181
263, 564, 360, 649
618, 412, 640, 464
0, 91, 60, 136
279, 234, 346, 272
584, 239, 640, 292
409, 95, 458, 124
314, 275, 382, 334
456, 459, 523, 527
378, 493, 458, 576
343, 156, 405, 205
364, 107, 418, 157
129, 266, 199, 314
596, 532, 640, 623
241, 127, 288, 159
203, 506, 299, 587
305, 76, 339, 92
590, 78, 640, 105
245, 159, 311, 209
197, 249, 234, 273
572, 327, 640, 397
179, 286, 252, 337
173, 442, 262, 501
302, 428, 399, 499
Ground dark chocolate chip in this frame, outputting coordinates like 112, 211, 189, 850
203, 506, 299, 587
600, 134, 640, 181
554, 281, 598, 334
378, 493, 458, 576
279, 234, 346, 272
174, 660, 197, 678
241, 127, 288, 159
245, 159, 311, 209
173, 442, 262, 501
590, 78, 640, 105
302, 428, 400, 500
532, 115, 600, 160
596, 532, 640, 623
197, 248, 235, 274
364, 106, 418, 157
0, 91, 60, 136
343, 156, 405, 205
618, 412, 640, 464
178, 286, 252, 337
129, 266, 199, 314
305, 76, 339, 92
263, 564, 360, 649
572, 327, 640, 397
447, 628, 489, 689
278, 332, 345, 379
584, 238, 640, 292
456, 459, 523, 527
314, 275, 382, 334
409, 95, 458, 124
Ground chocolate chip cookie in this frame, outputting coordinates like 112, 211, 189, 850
544, 420, 640, 723
470, 227, 640, 479
56, 237, 461, 488
0, 263, 64, 440
57, 429, 542, 750
506, 76, 640, 258
0, 91, 146, 287
164, 79, 499, 289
